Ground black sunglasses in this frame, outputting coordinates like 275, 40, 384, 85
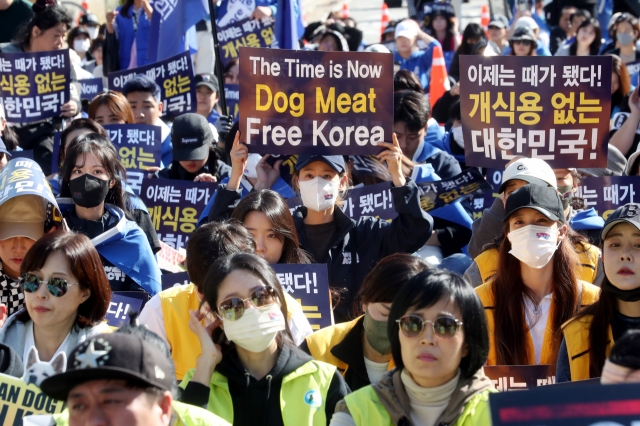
217, 286, 277, 321
396, 314, 463, 338
514, 39, 533, 46
19, 273, 79, 297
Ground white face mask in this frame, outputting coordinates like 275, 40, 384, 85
299, 176, 340, 212
86, 26, 100, 40
74, 39, 91, 53
452, 126, 464, 148
507, 224, 560, 268
222, 304, 286, 353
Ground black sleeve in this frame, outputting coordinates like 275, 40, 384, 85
434, 218, 472, 257
102, 32, 121, 75
207, 185, 243, 223
299, 339, 311, 354
132, 209, 162, 254
324, 370, 351, 425
426, 151, 462, 180
179, 381, 210, 409
555, 338, 572, 383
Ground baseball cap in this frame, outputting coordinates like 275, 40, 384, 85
511, 26, 537, 45
195, 73, 219, 93
395, 20, 419, 40
171, 113, 213, 162
499, 157, 556, 193
600, 204, 640, 240
40, 333, 174, 401
295, 155, 345, 173
489, 14, 509, 29
514, 16, 539, 31
79, 13, 99, 26
382, 23, 396, 37
504, 184, 565, 223
0, 195, 47, 241
365, 44, 392, 53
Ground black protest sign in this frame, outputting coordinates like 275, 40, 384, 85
484, 365, 556, 392
106, 292, 144, 327
79, 77, 104, 101
218, 16, 277, 68
577, 176, 640, 219
417, 168, 492, 212
161, 271, 190, 291
460, 56, 612, 168
225, 83, 240, 118
240, 47, 394, 155
0, 50, 71, 123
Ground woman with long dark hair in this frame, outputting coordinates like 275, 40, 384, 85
558, 204, 640, 381
448, 23, 486, 81
610, 54, 632, 117
475, 184, 599, 367
555, 18, 602, 56
424, 7, 459, 69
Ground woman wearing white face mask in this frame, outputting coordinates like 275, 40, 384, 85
475, 184, 600, 367
291, 136, 434, 323
67, 27, 93, 68
180, 252, 350, 426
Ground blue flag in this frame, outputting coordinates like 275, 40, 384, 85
274, 0, 302, 50
148, 0, 209, 62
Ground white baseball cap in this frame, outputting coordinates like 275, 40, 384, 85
499, 157, 556, 193
514, 16, 539, 31
395, 20, 419, 40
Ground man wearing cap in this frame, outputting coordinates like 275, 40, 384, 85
488, 14, 510, 54
394, 19, 442, 90
195, 73, 221, 126
79, 13, 100, 40
549, 6, 578, 54
153, 113, 231, 183
39, 333, 230, 425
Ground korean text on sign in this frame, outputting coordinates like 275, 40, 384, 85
141, 178, 217, 250
460, 56, 612, 168
217, 16, 277, 68
271, 263, 333, 330
107, 51, 196, 117
104, 124, 162, 195
0, 50, 71, 123
577, 176, 640, 219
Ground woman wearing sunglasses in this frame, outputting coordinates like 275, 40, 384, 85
180, 252, 350, 426
475, 184, 599, 367
508, 26, 537, 56
330, 269, 492, 426
0, 231, 111, 363
303, 254, 430, 391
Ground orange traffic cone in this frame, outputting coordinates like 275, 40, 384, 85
81, 0, 90, 12
380, 3, 391, 38
342, 2, 350, 18
480, 4, 490, 34
429, 45, 450, 116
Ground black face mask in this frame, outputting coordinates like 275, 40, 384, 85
602, 279, 640, 302
69, 174, 110, 208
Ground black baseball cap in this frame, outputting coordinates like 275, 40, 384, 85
195, 73, 219, 93
80, 13, 99, 26
504, 184, 565, 223
601, 203, 640, 240
171, 113, 213, 161
295, 155, 345, 173
40, 333, 174, 401
489, 14, 509, 29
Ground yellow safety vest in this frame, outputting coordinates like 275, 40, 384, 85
305, 316, 396, 375
475, 242, 600, 285
180, 360, 337, 426
160, 283, 302, 380
476, 280, 600, 365
344, 384, 493, 426
562, 314, 614, 381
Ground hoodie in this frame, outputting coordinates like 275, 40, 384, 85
58, 201, 162, 296
334, 368, 494, 426
180, 344, 350, 426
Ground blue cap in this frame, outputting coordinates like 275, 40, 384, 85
0, 138, 11, 158
295, 155, 345, 173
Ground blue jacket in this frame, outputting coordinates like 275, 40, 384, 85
394, 40, 441, 90
115, 5, 152, 70
58, 201, 161, 296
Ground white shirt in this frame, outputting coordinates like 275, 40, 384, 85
363, 357, 389, 385
23, 322, 71, 364
524, 293, 553, 365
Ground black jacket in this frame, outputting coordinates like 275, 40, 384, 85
294, 179, 433, 323
180, 344, 350, 426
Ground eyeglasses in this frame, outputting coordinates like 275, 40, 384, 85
19, 273, 80, 297
396, 315, 463, 338
218, 286, 276, 321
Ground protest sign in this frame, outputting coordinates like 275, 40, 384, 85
0, 50, 71, 123
576, 176, 640, 219
161, 271, 190, 291
141, 178, 217, 250
103, 124, 162, 195
78, 77, 104, 101
626, 60, 640, 78
271, 264, 332, 330
349, 155, 393, 183
107, 51, 196, 117
9, 150, 33, 160
484, 365, 556, 391
240, 47, 394, 155
225, 83, 239, 118
0, 158, 58, 206
0, 372, 65, 424
489, 382, 640, 425
416, 168, 492, 212
218, 16, 277, 68
460, 56, 612, 168
156, 241, 187, 272
106, 293, 144, 327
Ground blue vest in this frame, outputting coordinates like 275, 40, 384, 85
115, 6, 152, 70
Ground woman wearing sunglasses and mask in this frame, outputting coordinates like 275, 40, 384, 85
180, 253, 350, 426
0, 231, 111, 362
475, 184, 600, 367
330, 269, 493, 426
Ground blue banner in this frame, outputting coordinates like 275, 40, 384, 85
0, 158, 58, 206
79, 77, 104, 101
105, 293, 144, 327
0, 50, 71, 123
107, 52, 196, 117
